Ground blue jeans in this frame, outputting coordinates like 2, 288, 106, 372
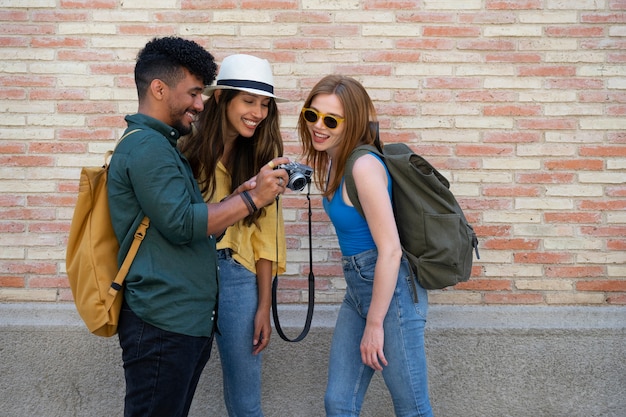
325, 249, 433, 417
118, 301, 214, 417
216, 249, 264, 417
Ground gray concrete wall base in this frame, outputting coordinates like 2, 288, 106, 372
1, 303, 624, 417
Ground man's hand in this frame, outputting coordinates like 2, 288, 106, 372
248, 157, 290, 208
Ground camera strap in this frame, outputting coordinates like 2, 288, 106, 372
271, 182, 315, 342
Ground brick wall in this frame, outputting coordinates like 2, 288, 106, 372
1, 0, 624, 306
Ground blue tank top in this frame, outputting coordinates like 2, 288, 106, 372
323, 154, 392, 256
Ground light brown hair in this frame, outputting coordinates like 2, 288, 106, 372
297, 75, 378, 198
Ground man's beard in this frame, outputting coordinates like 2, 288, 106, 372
172, 118, 192, 136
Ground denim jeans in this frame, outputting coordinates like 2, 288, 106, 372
118, 301, 214, 417
216, 249, 264, 417
325, 248, 434, 417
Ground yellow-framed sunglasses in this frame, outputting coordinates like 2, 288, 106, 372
301, 108, 345, 129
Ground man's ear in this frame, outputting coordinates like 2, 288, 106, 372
149, 79, 166, 100
213, 89, 222, 103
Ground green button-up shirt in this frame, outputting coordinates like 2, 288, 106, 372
108, 113, 217, 337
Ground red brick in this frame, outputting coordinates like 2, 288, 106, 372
456, 144, 514, 156
0, 222, 26, 233
580, 226, 626, 237
577, 280, 626, 292
57, 129, 116, 141
517, 118, 577, 130
545, 79, 604, 90
0, 156, 55, 167
274, 38, 332, 49
119, 25, 177, 36
514, 252, 573, 264
60, 0, 117, 9
335, 65, 393, 76
483, 105, 542, 116
581, 12, 626, 23
545, 266, 605, 278
473, 225, 512, 238
0, 261, 57, 275
0, 75, 55, 88
484, 132, 540, 143
581, 146, 626, 157
459, 12, 516, 24
241, 0, 298, 9
32, 11, 90, 21
58, 102, 117, 114
0, 276, 25, 287
397, 12, 455, 23
544, 212, 601, 223
30, 88, 88, 100
482, 238, 540, 250
363, 51, 421, 63
579, 200, 626, 210
608, 52, 626, 62
486, 0, 542, 9
579, 91, 626, 103
456, 91, 518, 102
0, 195, 25, 207
518, 66, 576, 77
457, 40, 516, 50
1, 24, 55, 35
274, 12, 332, 23
482, 186, 540, 197
545, 159, 604, 171
607, 240, 626, 250
301, 25, 359, 37
424, 78, 481, 89
182, 0, 237, 9
486, 53, 542, 63
545, 26, 605, 37
29, 277, 69, 288
0, 11, 28, 21
484, 293, 544, 304
31, 37, 86, 48
1, 208, 57, 221
517, 173, 575, 184
397, 38, 455, 50
607, 294, 626, 305
606, 186, 626, 197
455, 279, 512, 291
0, 143, 26, 154
28, 142, 86, 154
58, 49, 117, 61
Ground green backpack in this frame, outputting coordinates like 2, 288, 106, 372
344, 137, 479, 290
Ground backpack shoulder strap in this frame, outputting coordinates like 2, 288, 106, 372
344, 144, 384, 219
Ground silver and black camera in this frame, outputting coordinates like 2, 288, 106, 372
276, 162, 313, 192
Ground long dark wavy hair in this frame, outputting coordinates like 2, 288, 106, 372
297, 75, 378, 198
180, 89, 283, 225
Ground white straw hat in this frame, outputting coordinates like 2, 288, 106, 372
203, 54, 287, 102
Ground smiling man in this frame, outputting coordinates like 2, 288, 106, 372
107, 37, 289, 417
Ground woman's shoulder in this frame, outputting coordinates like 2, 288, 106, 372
351, 151, 386, 174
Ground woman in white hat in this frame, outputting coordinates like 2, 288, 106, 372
180, 54, 287, 417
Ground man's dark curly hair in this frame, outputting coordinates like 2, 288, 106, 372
134, 36, 217, 100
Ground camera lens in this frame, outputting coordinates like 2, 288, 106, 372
288, 174, 307, 191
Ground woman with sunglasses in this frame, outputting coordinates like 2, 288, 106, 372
298, 75, 433, 417
180, 54, 288, 417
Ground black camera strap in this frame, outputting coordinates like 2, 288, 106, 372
271, 182, 314, 342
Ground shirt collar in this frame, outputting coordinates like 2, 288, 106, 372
125, 113, 181, 146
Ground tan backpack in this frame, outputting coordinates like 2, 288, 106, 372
65, 130, 149, 337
